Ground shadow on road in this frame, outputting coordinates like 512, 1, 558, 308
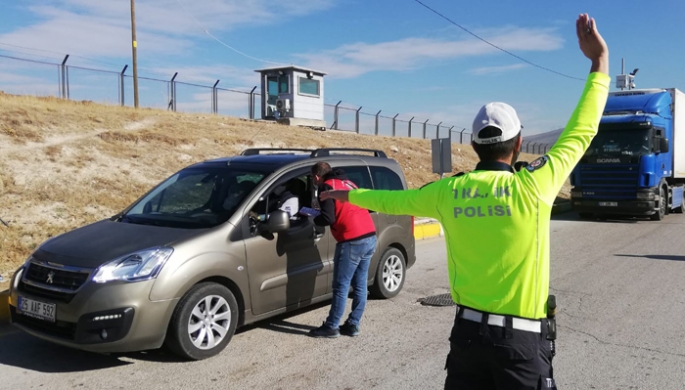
241, 300, 331, 337
615, 254, 685, 262
0, 326, 132, 372
0, 323, 194, 372
551, 212, 640, 224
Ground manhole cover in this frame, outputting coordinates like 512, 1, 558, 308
419, 293, 456, 307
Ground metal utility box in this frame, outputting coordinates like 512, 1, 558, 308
254, 66, 327, 129
432, 138, 452, 175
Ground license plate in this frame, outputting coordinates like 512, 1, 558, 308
17, 296, 56, 322
599, 202, 618, 207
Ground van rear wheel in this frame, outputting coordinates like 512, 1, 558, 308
166, 282, 239, 361
370, 248, 406, 299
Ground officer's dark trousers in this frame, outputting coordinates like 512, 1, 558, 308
444, 307, 557, 390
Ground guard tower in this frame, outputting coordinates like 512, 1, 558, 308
255, 66, 327, 129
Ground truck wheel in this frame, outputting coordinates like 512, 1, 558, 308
370, 248, 406, 299
651, 186, 667, 221
578, 212, 593, 220
165, 282, 239, 361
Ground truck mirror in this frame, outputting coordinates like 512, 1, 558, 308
660, 138, 670, 153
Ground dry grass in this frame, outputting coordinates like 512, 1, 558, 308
0, 91, 563, 278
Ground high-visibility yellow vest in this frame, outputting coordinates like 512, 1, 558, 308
350, 73, 611, 319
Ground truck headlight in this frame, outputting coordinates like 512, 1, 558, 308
636, 192, 656, 200
571, 190, 582, 198
93, 247, 173, 283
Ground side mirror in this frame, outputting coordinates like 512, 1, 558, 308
659, 138, 670, 153
265, 210, 290, 233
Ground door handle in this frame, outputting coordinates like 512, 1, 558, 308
312, 226, 324, 242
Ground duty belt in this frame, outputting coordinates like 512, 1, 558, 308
459, 307, 541, 333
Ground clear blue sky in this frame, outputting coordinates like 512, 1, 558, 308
0, 0, 683, 136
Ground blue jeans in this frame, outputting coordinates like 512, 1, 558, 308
325, 235, 377, 328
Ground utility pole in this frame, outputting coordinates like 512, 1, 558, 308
130, 0, 139, 108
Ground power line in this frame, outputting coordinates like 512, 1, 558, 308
0, 42, 125, 69
175, 0, 286, 66
411, 0, 585, 81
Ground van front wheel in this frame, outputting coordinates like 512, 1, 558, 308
166, 282, 239, 361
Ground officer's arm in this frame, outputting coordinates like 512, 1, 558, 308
522, 73, 610, 204
346, 181, 444, 219
521, 15, 610, 205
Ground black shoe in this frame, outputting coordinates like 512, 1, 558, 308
308, 323, 340, 338
339, 322, 360, 337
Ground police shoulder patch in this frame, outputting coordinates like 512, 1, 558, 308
525, 156, 548, 172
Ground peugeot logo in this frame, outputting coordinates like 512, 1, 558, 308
46, 271, 55, 284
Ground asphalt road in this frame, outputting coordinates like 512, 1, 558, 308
1, 212, 685, 389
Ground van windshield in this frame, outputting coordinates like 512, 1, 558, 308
122, 167, 265, 229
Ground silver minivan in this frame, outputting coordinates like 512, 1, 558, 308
9, 148, 416, 360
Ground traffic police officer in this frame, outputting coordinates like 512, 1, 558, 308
320, 14, 610, 389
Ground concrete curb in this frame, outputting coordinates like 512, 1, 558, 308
412, 200, 573, 241
0, 290, 9, 325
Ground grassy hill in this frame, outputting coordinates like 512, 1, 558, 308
0, 92, 554, 277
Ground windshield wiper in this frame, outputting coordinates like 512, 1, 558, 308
120, 215, 165, 227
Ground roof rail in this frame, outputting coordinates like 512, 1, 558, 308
240, 148, 314, 156
311, 148, 387, 158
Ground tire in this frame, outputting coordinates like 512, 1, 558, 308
577, 212, 593, 220
370, 247, 406, 299
651, 186, 667, 221
165, 282, 239, 361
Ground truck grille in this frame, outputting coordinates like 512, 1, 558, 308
579, 164, 639, 199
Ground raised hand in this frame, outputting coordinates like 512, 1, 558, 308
576, 14, 609, 75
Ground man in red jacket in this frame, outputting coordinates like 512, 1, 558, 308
308, 162, 377, 338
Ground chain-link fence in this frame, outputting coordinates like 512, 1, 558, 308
0, 53, 554, 153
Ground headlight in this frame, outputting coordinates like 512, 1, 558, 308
636, 192, 656, 200
571, 190, 583, 198
93, 247, 173, 284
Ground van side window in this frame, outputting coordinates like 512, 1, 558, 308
370, 166, 404, 190
339, 166, 373, 189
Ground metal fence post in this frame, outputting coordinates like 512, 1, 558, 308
249, 86, 257, 119
460, 128, 467, 144
119, 65, 128, 106
436, 122, 442, 139
449, 126, 454, 143
60, 55, 69, 99
392, 114, 399, 136
531, 143, 537, 154
355, 106, 362, 134
168, 72, 178, 111
212, 80, 220, 114
333, 101, 342, 130
408, 117, 414, 138
423, 119, 429, 139
375, 110, 381, 135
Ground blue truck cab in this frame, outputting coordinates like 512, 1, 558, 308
571, 88, 685, 220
